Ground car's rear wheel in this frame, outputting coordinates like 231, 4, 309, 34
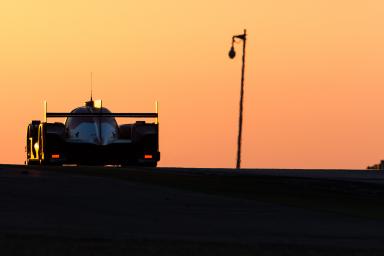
26, 159, 39, 165
141, 162, 157, 167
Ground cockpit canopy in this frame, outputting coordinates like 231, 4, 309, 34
65, 106, 117, 129
65, 104, 119, 145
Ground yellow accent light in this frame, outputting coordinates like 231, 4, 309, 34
94, 99, 102, 108
34, 142, 39, 152
155, 101, 159, 124
51, 154, 60, 159
144, 154, 153, 159
44, 100, 47, 122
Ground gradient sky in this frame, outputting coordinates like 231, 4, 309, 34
0, 1, 384, 169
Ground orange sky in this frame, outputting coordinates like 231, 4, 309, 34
0, 1, 384, 169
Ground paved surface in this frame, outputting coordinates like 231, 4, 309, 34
161, 167, 384, 183
1, 165, 384, 255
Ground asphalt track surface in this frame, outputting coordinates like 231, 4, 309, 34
1, 164, 384, 255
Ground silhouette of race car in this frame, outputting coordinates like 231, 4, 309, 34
26, 99, 160, 166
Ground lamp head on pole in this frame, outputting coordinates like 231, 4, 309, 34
228, 45, 236, 59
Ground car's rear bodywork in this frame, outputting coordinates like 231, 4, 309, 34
26, 100, 160, 166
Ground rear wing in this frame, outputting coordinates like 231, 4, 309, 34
43, 100, 159, 124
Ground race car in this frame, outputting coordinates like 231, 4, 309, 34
26, 99, 160, 166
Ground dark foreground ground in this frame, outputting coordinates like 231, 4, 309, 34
1, 164, 384, 255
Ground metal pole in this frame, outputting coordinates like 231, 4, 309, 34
236, 29, 247, 169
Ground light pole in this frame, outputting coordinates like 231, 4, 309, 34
229, 29, 247, 169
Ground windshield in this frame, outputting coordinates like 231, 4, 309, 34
67, 116, 117, 129
65, 106, 118, 130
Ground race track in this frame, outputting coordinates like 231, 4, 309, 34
1, 164, 384, 255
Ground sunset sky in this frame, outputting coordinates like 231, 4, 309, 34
0, 1, 384, 169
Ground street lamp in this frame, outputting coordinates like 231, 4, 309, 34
229, 29, 247, 169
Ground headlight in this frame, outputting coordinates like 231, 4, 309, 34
34, 142, 39, 152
